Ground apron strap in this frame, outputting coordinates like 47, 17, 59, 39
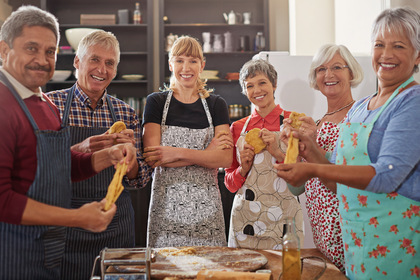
161, 90, 214, 129
0, 71, 45, 132
371, 76, 414, 124
351, 76, 414, 122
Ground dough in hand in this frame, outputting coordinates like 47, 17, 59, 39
109, 121, 126, 134
245, 128, 266, 154
284, 112, 306, 164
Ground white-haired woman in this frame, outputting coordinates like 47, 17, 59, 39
287, 43, 364, 272
277, 7, 420, 279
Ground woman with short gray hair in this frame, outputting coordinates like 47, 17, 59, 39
225, 59, 304, 250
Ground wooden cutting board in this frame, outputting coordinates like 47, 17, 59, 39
114, 246, 268, 279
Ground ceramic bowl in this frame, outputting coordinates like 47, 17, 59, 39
122, 74, 145, 80
51, 70, 72, 81
65, 28, 101, 51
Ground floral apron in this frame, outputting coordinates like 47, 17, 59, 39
147, 91, 226, 248
228, 116, 304, 249
336, 76, 420, 279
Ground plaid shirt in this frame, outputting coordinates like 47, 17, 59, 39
47, 83, 152, 188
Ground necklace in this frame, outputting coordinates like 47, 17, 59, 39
316, 100, 355, 125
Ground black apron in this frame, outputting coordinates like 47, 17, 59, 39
60, 84, 135, 280
0, 72, 71, 280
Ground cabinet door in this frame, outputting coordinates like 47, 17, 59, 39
159, 0, 269, 122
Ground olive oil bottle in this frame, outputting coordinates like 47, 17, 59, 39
282, 217, 301, 280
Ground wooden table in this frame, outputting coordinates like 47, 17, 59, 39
258, 248, 346, 280
105, 247, 346, 279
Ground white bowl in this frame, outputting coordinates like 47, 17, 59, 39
51, 70, 72, 82
65, 28, 101, 51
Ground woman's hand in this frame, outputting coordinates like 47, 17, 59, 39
239, 143, 255, 176
274, 162, 314, 187
207, 131, 234, 150
298, 116, 318, 143
260, 128, 284, 161
281, 116, 325, 163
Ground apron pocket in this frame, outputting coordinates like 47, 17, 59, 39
341, 219, 366, 276
43, 226, 66, 269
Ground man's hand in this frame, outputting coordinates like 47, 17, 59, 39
72, 129, 135, 153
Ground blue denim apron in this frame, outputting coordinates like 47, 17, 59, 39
0, 72, 71, 279
59, 84, 135, 279
336, 76, 420, 279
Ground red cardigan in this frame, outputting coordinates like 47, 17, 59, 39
224, 105, 291, 193
0, 83, 95, 225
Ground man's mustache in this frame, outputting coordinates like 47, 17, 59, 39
26, 64, 52, 72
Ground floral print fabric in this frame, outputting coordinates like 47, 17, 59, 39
305, 121, 345, 272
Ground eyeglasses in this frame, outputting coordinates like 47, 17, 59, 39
316, 65, 349, 75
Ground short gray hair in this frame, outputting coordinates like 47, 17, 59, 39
371, 7, 420, 73
239, 59, 277, 95
0, 5, 59, 48
308, 44, 364, 90
76, 30, 120, 63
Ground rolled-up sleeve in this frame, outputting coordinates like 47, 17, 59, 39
366, 88, 420, 200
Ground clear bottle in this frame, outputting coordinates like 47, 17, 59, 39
254, 32, 265, 51
282, 217, 301, 280
133, 2, 142, 24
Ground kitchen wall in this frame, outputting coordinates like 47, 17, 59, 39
0, 0, 12, 26
283, 0, 420, 56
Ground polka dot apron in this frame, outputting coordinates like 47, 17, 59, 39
336, 76, 420, 279
228, 116, 304, 249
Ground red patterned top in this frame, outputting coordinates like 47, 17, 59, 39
305, 121, 345, 272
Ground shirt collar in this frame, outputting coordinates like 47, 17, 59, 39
248, 104, 284, 127
74, 82, 106, 108
0, 68, 45, 100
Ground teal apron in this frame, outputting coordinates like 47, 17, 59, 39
0, 72, 71, 279
336, 76, 420, 279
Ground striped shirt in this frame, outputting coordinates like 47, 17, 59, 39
47, 83, 152, 188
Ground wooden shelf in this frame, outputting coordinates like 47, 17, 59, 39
41, 0, 154, 97
159, 0, 268, 107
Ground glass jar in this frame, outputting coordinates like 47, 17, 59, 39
254, 32, 265, 52
238, 104, 244, 118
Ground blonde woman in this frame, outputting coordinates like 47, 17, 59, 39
143, 36, 233, 247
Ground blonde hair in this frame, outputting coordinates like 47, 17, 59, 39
165, 36, 212, 98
